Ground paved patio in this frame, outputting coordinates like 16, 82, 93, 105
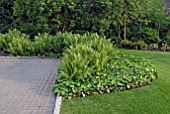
0, 58, 60, 114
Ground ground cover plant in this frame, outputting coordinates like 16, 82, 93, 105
60, 49, 170, 114
53, 35, 158, 99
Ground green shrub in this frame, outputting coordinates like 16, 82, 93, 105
49, 34, 64, 55
0, 29, 34, 56
160, 43, 170, 52
52, 33, 158, 99
142, 27, 161, 44
148, 43, 158, 50
59, 45, 99, 82
135, 40, 148, 50
60, 32, 82, 48
0, 33, 5, 50
33, 32, 71, 57
120, 40, 148, 50
0, 31, 65, 57
55, 32, 115, 55
120, 40, 133, 49
34, 33, 50, 55
53, 53, 158, 99
14, 0, 57, 35
164, 31, 170, 45
1, 31, 114, 57
0, 0, 15, 33
7, 37, 34, 56
58, 34, 115, 82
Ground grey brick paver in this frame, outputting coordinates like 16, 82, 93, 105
0, 58, 60, 114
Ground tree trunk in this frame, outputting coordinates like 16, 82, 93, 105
158, 24, 161, 38
53, 25, 58, 34
123, 18, 127, 40
118, 24, 121, 40
62, 22, 66, 33
123, 11, 128, 40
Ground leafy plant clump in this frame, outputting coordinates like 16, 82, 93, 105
53, 45, 158, 99
0, 29, 113, 57
0, 29, 34, 56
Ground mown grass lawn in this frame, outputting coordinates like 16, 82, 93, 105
60, 49, 170, 114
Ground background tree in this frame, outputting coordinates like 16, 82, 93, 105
147, 0, 170, 38
0, 0, 15, 33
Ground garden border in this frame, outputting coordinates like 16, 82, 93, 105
0, 56, 58, 59
53, 96, 62, 114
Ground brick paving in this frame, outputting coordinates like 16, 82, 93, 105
0, 58, 60, 114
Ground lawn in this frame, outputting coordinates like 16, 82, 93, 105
60, 49, 170, 114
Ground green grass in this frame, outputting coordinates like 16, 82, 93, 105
60, 49, 170, 114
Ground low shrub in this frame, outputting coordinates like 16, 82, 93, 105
53, 50, 158, 99
120, 40, 133, 49
58, 33, 115, 81
33, 33, 63, 57
34, 33, 52, 55
120, 40, 148, 50
6, 36, 34, 56
0, 30, 115, 57
135, 40, 148, 50
160, 43, 170, 52
59, 42, 114, 82
0, 29, 33, 56
59, 45, 100, 82
0, 30, 64, 57
148, 43, 158, 50
133, 27, 161, 44
164, 31, 170, 45
53, 37, 158, 99
0, 33, 5, 50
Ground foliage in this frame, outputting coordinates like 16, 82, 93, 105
34, 33, 52, 55
1, 0, 170, 51
58, 35, 114, 82
120, 40, 148, 50
60, 49, 170, 114
59, 45, 103, 82
0, 0, 16, 33
160, 43, 170, 52
0, 30, 65, 57
14, 0, 64, 35
135, 40, 148, 50
33, 33, 64, 57
0, 30, 115, 57
0, 29, 33, 56
148, 43, 158, 50
6, 37, 34, 56
120, 40, 133, 49
142, 27, 161, 44
53, 52, 158, 99
147, 0, 169, 38
52, 33, 158, 99
164, 30, 170, 45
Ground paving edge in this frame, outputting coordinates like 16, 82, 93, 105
0, 56, 59, 59
53, 96, 62, 114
